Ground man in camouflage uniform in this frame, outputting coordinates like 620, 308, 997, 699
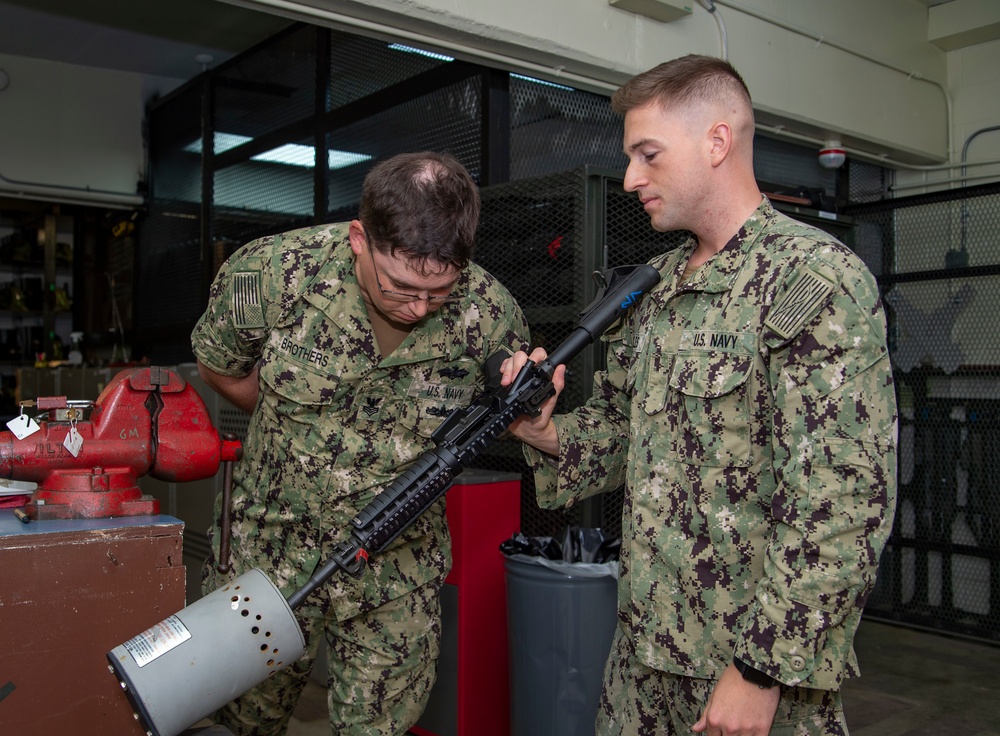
192, 151, 529, 736
503, 56, 897, 735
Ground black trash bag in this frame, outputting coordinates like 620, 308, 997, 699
499, 531, 564, 560
500, 527, 620, 578
560, 526, 620, 564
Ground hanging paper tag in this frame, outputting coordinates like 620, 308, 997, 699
6, 413, 40, 440
63, 426, 84, 457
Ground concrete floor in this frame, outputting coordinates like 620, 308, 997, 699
841, 619, 1000, 736
275, 618, 1000, 735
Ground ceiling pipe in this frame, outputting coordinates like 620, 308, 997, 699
696, 0, 728, 59
755, 121, 1000, 177
0, 170, 144, 210
961, 125, 1000, 185
889, 132, 1000, 191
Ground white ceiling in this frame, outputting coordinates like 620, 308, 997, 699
0, 0, 291, 82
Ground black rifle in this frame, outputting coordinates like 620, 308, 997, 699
286, 263, 661, 609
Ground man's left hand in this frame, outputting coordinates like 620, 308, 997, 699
692, 662, 781, 736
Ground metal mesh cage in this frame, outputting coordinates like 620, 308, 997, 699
136, 81, 204, 363
325, 77, 483, 219
133, 209, 202, 364
328, 33, 453, 109
213, 26, 318, 141
209, 26, 320, 273
473, 167, 687, 536
845, 182, 1000, 643
509, 76, 625, 181
141, 24, 485, 363
321, 30, 475, 221
849, 158, 891, 204
147, 83, 203, 204
473, 169, 591, 535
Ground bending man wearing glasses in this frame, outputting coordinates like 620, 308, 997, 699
191, 151, 529, 736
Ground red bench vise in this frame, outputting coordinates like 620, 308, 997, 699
1, 366, 242, 520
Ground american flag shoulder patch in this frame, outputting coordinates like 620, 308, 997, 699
232, 270, 265, 328
764, 268, 836, 339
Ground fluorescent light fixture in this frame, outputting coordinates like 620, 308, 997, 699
388, 43, 454, 62
184, 134, 371, 170
253, 144, 371, 170
181, 131, 251, 155
253, 143, 314, 167
511, 73, 574, 92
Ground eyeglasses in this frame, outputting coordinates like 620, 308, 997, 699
365, 233, 464, 305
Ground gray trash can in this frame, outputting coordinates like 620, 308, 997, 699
504, 553, 618, 736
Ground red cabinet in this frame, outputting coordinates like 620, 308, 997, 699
412, 470, 521, 736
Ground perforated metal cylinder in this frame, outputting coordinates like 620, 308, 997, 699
106, 568, 304, 736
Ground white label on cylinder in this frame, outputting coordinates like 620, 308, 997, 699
123, 615, 192, 668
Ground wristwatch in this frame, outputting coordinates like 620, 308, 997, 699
733, 656, 777, 689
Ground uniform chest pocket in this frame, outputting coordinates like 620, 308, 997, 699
258, 307, 360, 417
668, 353, 753, 467
258, 348, 356, 424
260, 360, 338, 402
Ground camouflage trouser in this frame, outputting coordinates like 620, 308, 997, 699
597, 624, 849, 736
203, 563, 444, 736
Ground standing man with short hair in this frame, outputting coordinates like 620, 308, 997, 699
193, 151, 530, 735
504, 55, 897, 735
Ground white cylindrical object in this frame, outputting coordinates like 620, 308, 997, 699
819, 138, 847, 169
107, 568, 305, 736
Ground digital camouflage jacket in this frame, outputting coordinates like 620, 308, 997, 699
528, 199, 897, 691
193, 223, 529, 619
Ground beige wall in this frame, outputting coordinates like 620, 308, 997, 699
0, 53, 179, 208
896, 36, 1000, 194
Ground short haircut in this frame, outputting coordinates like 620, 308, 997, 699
611, 54, 753, 119
358, 151, 480, 271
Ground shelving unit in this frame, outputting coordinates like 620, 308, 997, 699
0, 214, 74, 356
0, 210, 76, 421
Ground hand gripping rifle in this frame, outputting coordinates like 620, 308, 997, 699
107, 264, 661, 736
